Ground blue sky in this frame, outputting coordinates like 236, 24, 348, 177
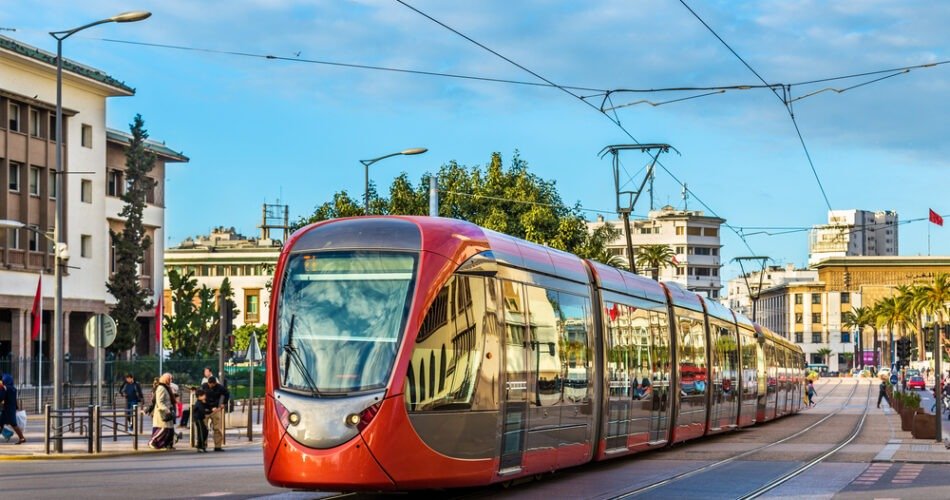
3, 1, 948, 280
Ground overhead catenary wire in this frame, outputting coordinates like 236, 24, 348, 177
677, 0, 833, 212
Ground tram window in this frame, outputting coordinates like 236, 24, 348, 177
675, 308, 706, 396
605, 299, 667, 401
541, 290, 591, 405
711, 320, 738, 398
405, 275, 498, 412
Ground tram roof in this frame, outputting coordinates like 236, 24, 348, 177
586, 260, 667, 304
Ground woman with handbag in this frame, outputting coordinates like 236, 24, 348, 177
148, 373, 177, 450
0, 373, 26, 444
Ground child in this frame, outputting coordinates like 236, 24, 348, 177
807, 380, 817, 407
192, 389, 213, 453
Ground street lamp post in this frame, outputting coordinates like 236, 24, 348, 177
359, 148, 427, 213
49, 11, 151, 419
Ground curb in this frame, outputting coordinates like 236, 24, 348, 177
0, 438, 261, 461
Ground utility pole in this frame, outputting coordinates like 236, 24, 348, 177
599, 144, 678, 274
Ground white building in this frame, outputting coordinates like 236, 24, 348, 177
0, 35, 187, 384
723, 264, 818, 318
163, 225, 281, 329
588, 205, 724, 298
808, 209, 898, 266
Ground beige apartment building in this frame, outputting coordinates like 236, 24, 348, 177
0, 35, 187, 385
588, 205, 724, 298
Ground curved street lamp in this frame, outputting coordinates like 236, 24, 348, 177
360, 148, 427, 213
48, 11, 151, 425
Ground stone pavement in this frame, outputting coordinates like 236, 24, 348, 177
0, 408, 263, 460
872, 385, 950, 464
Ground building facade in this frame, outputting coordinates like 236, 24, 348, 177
758, 256, 950, 372
163, 225, 282, 329
808, 209, 898, 266
0, 36, 186, 385
588, 205, 724, 298
723, 264, 818, 319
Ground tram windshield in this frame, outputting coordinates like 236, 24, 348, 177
276, 251, 417, 394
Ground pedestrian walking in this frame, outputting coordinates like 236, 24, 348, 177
806, 380, 817, 407
0, 374, 26, 444
201, 376, 230, 452
148, 373, 177, 450
118, 373, 144, 430
877, 378, 887, 408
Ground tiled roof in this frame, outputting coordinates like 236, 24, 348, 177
0, 35, 134, 94
107, 128, 189, 163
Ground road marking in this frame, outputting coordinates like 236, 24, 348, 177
199, 493, 232, 497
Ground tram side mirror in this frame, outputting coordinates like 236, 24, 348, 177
455, 251, 498, 277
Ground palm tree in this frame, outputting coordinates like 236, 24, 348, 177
873, 297, 898, 367
904, 285, 928, 362
592, 249, 626, 269
637, 244, 676, 281
842, 308, 866, 368
855, 306, 879, 368
916, 273, 950, 362
816, 347, 834, 368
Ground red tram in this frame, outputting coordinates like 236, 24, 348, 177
263, 216, 805, 490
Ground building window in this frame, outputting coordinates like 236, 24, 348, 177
703, 228, 718, 237
675, 267, 684, 276
710, 289, 718, 298
80, 179, 92, 203
27, 226, 39, 251
676, 226, 684, 236
675, 246, 684, 254
812, 333, 821, 343
795, 313, 803, 324
6, 227, 19, 249
795, 333, 803, 343
81, 235, 92, 258
30, 109, 40, 137
711, 248, 718, 256
794, 293, 802, 305
8, 163, 20, 191
49, 171, 57, 199
694, 247, 711, 255
245, 290, 260, 323
48, 115, 56, 140
812, 313, 821, 324
811, 294, 821, 304
29, 166, 40, 196
81, 124, 92, 148
841, 292, 850, 303
711, 268, 718, 276
841, 332, 850, 343
695, 267, 711, 276
8, 103, 20, 131
107, 170, 122, 197
687, 227, 702, 236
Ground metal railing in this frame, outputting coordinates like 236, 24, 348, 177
44, 404, 92, 454
43, 404, 140, 454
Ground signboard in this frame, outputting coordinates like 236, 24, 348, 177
248, 333, 262, 363
84, 314, 117, 348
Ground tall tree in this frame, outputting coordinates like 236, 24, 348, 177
163, 269, 238, 357
106, 114, 156, 352
293, 152, 601, 256
637, 244, 676, 281
915, 273, 950, 361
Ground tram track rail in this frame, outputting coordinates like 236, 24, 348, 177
611, 378, 867, 499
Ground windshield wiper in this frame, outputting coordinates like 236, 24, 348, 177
282, 314, 322, 397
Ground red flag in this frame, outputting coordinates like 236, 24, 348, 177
671, 254, 680, 266
31, 275, 42, 341
930, 209, 944, 227
154, 295, 163, 343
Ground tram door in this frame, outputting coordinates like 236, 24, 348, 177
499, 280, 528, 472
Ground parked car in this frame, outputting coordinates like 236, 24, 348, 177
908, 376, 926, 390
878, 367, 892, 380
907, 369, 921, 378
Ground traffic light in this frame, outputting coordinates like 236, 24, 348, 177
896, 338, 911, 368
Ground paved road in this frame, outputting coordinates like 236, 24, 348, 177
2, 379, 948, 499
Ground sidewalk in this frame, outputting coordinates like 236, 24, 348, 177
0, 410, 263, 460
871, 387, 950, 463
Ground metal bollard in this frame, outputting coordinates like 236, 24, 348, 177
44, 404, 51, 455
132, 404, 139, 450
246, 397, 252, 441
94, 405, 102, 454
113, 408, 118, 442
87, 405, 94, 454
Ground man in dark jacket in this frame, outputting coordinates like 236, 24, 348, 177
201, 376, 230, 451
118, 373, 144, 430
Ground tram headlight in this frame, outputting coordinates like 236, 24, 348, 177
288, 412, 301, 426
346, 413, 361, 427
344, 401, 383, 431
